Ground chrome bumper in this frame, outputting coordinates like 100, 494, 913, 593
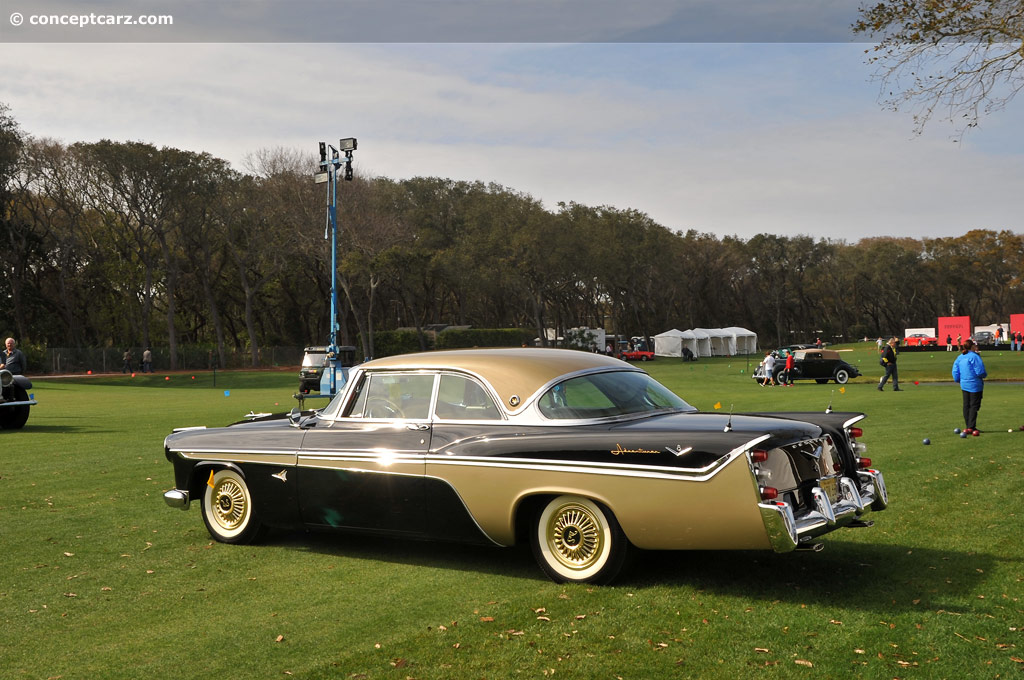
163, 489, 190, 510
0, 398, 37, 407
759, 469, 888, 552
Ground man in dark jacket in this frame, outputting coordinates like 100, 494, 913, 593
878, 337, 901, 391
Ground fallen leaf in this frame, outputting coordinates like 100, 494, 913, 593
275, 635, 284, 643
537, 616, 551, 622
64, 593, 77, 598
829, 619, 842, 625
534, 607, 546, 613
754, 648, 770, 654
63, 552, 74, 557
558, 593, 569, 600
794, 659, 813, 667
575, 615, 586, 620
854, 649, 865, 654
479, 617, 494, 623
390, 659, 407, 669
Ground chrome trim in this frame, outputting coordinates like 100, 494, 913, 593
841, 414, 867, 429
163, 489, 190, 509
839, 476, 865, 511
859, 469, 888, 510
811, 486, 836, 525
0, 397, 37, 407
758, 501, 798, 552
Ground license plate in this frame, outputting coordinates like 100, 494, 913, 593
819, 476, 838, 504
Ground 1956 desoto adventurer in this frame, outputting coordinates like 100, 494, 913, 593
164, 348, 887, 583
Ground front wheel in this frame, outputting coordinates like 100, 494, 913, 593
834, 368, 850, 384
531, 495, 631, 584
202, 468, 266, 544
640, 355, 649, 361
0, 385, 31, 429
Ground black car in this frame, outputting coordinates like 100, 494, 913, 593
755, 348, 861, 385
0, 369, 35, 429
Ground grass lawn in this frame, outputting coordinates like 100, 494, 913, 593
2, 344, 1022, 679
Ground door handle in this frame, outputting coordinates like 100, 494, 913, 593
406, 423, 430, 431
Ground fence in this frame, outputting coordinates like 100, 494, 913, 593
45, 346, 305, 375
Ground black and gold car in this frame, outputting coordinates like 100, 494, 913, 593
163, 348, 887, 584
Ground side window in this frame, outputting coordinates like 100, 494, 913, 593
344, 373, 436, 419
434, 374, 502, 420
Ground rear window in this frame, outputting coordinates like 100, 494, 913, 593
538, 371, 694, 420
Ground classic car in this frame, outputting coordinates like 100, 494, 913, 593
618, 348, 655, 362
0, 369, 35, 429
754, 349, 861, 385
904, 333, 938, 347
163, 348, 887, 584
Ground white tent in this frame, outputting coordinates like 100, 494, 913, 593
654, 329, 700, 358
693, 328, 735, 356
654, 329, 684, 357
723, 327, 758, 355
686, 328, 714, 357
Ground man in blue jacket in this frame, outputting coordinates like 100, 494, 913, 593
952, 338, 987, 435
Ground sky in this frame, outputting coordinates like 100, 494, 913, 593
0, 3, 1021, 242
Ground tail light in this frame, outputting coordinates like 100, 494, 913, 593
750, 449, 769, 463
760, 486, 779, 500
849, 427, 863, 438
857, 457, 872, 469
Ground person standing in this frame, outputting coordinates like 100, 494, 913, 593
952, 339, 987, 435
121, 349, 133, 374
956, 332, 963, 350
142, 347, 153, 373
1017, 330, 1023, 352
782, 351, 795, 386
0, 337, 26, 375
878, 337, 901, 391
762, 351, 777, 386
945, 334, 953, 352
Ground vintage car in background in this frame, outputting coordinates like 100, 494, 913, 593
618, 348, 655, 361
904, 333, 938, 347
0, 369, 35, 429
754, 349, 861, 385
164, 348, 887, 584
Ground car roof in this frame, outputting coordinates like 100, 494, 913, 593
358, 348, 631, 410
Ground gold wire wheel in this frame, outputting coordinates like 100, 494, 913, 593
211, 476, 248, 531
546, 501, 603, 570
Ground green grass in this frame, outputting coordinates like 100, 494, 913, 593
2, 345, 1022, 679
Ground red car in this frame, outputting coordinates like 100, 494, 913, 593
904, 333, 938, 347
618, 349, 655, 361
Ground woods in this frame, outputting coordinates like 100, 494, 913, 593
1, 106, 1022, 362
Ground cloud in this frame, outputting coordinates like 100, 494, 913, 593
0, 42, 1019, 241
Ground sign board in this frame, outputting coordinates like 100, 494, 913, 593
1011, 314, 1024, 338
937, 316, 971, 345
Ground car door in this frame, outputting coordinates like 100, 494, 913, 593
297, 371, 436, 535
797, 351, 825, 379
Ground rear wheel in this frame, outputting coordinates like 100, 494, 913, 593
834, 368, 850, 384
531, 495, 631, 584
202, 468, 266, 544
0, 385, 31, 429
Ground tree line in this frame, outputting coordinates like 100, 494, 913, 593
1, 104, 1022, 368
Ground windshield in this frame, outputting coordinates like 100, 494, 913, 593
302, 352, 327, 368
538, 371, 695, 420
